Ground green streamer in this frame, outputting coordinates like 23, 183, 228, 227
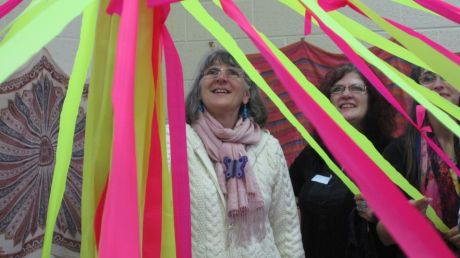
280, 0, 431, 71
391, 0, 438, 15
181, 0, 359, 194
41, 1, 99, 257
296, 0, 460, 139
350, 0, 460, 93
280, 0, 460, 123
0, 0, 93, 84
0, 0, 55, 41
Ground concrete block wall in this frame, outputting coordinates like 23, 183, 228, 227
1, 0, 459, 92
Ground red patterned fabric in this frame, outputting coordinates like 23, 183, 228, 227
0, 49, 86, 258
247, 39, 417, 166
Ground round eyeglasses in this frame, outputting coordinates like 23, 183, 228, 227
202, 66, 244, 80
330, 84, 367, 95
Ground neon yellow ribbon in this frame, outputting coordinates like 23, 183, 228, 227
42, 1, 99, 257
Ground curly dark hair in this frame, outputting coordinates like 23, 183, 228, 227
319, 63, 396, 151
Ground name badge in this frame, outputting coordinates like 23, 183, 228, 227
311, 174, 332, 185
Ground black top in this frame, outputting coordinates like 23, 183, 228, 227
290, 138, 395, 258
290, 145, 354, 258
383, 136, 460, 256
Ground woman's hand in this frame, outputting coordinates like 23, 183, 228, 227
354, 194, 376, 223
408, 197, 431, 214
445, 226, 460, 248
376, 197, 431, 246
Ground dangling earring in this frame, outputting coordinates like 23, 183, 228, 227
199, 101, 205, 112
242, 103, 249, 120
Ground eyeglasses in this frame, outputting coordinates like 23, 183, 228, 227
419, 72, 445, 86
330, 84, 367, 95
202, 66, 244, 80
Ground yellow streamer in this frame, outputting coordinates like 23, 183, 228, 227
80, 0, 119, 256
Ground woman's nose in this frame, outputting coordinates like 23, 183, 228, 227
432, 78, 446, 91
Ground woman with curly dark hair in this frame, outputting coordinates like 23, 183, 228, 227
289, 63, 397, 258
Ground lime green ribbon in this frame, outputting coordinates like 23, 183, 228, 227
41, 1, 99, 257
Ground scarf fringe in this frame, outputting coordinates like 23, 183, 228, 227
226, 205, 266, 247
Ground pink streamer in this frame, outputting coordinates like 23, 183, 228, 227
106, 0, 123, 15
304, 9, 312, 35
383, 18, 460, 67
309, 6, 460, 184
318, 0, 348, 11
341, 1, 460, 67
148, 0, 182, 8
0, 0, 22, 19
98, 0, 140, 257
160, 5, 192, 258
416, 105, 432, 134
219, 1, 454, 257
414, 0, 460, 24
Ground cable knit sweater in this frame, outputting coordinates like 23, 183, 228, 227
187, 125, 304, 258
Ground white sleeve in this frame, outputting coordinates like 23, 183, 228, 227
268, 139, 305, 258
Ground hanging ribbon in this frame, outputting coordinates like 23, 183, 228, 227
161, 6, 191, 258
80, 0, 119, 256
413, 0, 460, 24
148, 0, 182, 8
347, 0, 460, 93
41, 1, 99, 257
98, 0, 140, 256
0, 0, 95, 83
0, 0, 22, 19
142, 6, 165, 258
416, 105, 432, 134
106, 0, 122, 15
218, 0, 453, 257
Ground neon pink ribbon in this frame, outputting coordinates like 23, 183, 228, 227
311, 3, 460, 179
384, 18, 460, 67
142, 6, 166, 258
0, 0, 22, 19
414, 0, 460, 24
416, 105, 432, 134
318, 0, 348, 11
106, 0, 122, 15
219, 0, 454, 257
304, 9, 312, 36
161, 5, 191, 258
148, 0, 182, 8
303, 0, 352, 37
98, 0, 140, 257
342, 1, 460, 66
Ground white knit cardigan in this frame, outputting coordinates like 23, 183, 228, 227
186, 125, 305, 258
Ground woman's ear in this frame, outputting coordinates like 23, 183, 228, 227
243, 90, 250, 105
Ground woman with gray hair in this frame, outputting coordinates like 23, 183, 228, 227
185, 49, 304, 258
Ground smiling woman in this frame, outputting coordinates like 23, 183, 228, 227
289, 63, 397, 258
184, 50, 304, 258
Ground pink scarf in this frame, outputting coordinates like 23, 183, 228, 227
192, 111, 265, 245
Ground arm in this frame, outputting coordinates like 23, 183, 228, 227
289, 146, 311, 197
269, 140, 305, 258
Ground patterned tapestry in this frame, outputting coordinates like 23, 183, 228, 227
247, 39, 416, 166
0, 49, 86, 258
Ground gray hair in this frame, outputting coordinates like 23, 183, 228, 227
185, 49, 268, 127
